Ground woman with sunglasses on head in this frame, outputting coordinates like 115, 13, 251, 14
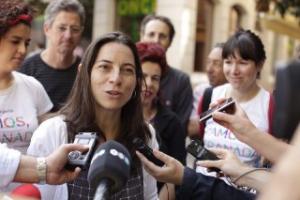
0, 0, 53, 193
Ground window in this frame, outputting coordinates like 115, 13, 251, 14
228, 5, 245, 36
194, 0, 213, 72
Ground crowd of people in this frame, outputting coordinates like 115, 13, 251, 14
1, 0, 300, 200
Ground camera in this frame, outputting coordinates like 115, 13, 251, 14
199, 97, 235, 122
66, 132, 98, 170
186, 139, 220, 172
133, 138, 164, 167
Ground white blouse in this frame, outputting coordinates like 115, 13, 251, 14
27, 115, 159, 200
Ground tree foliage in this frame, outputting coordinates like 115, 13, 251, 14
275, 0, 300, 19
257, 0, 300, 21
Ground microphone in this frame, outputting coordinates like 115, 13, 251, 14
88, 140, 131, 200
10, 184, 41, 199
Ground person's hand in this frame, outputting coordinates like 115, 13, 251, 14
211, 99, 287, 163
136, 149, 184, 185
211, 99, 257, 142
197, 148, 252, 183
45, 144, 89, 185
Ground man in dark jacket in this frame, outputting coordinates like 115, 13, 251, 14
140, 15, 193, 132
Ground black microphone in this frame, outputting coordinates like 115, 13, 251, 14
87, 140, 132, 200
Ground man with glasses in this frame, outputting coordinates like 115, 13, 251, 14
20, 0, 85, 112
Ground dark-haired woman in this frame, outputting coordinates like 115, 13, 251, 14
0, 0, 52, 192
196, 29, 273, 178
27, 32, 158, 200
136, 42, 186, 199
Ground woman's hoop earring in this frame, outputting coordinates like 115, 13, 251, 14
133, 90, 137, 98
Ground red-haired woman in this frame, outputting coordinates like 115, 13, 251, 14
136, 42, 186, 198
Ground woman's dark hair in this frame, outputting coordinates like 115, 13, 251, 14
222, 29, 266, 66
60, 32, 151, 161
136, 42, 168, 78
0, 0, 34, 37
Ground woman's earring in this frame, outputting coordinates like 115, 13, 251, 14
133, 90, 137, 98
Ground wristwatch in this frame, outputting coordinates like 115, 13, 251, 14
37, 157, 47, 184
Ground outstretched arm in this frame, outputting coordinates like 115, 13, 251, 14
259, 124, 300, 200
211, 100, 288, 163
14, 144, 88, 185
197, 148, 270, 191
136, 149, 255, 200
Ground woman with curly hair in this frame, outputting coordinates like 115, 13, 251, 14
0, 0, 53, 193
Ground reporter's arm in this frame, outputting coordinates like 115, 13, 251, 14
14, 155, 39, 184
234, 168, 270, 191
197, 148, 270, 191
0, 144, 21, 187
212, 104, 289, 163
259, 125, 300, 200
242, 127, 288, 163
44, 143, 88, 185
137, 148, 255, 200
14, 144, 87, 185
177, 167, 255, 200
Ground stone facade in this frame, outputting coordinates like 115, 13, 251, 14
92, 0, 299, 90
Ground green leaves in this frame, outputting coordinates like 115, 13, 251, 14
275, 0, 300, 23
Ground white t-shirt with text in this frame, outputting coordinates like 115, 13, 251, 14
197, 84, 271, 177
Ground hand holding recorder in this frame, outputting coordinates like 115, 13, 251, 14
136, 148, 184, 185
197, 148, 271, 191
133, 138, 164, 167
199, 97, 235, 122
186, 139, 220, 172
66, 132, 98, 170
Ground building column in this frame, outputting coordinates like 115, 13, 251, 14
157, 0, 198, 74
93, 0, 116, 40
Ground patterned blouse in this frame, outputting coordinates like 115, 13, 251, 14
67, 165, 144, 200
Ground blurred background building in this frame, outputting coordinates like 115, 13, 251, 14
30, 0, 300, 90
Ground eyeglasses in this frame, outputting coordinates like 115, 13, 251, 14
56, 25, 83, 35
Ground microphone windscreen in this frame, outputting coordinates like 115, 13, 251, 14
88, 140, 131, 192
11, 184, 41, 199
